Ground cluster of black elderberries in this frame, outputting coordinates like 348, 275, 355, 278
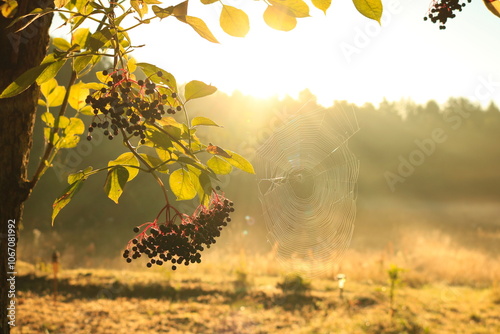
85, 69, 182, 143
123, 191, 234, 270
424, 0, 472, 29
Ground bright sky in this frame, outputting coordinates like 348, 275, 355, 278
55, 0, 500, 107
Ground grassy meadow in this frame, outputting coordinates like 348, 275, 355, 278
12, 200, 500, 334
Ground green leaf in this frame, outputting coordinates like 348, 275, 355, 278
220, 5, 250, 38
67, 166, 93, 184
184, 80, 217, 102
0, 62, 51, 98
104, 166, 129, 204
207, 155, 233, 175
52, 178, 85, 225
152, 5, 173, 18
108, 152, 140, 181
263, 5, 297, 31
352, 0, 383, 23
270, 0, 309, 18
136, 62, 177, 92
53, 37, 71, 51
221, 150, 255, 174
311, 0, 331, 14
191, 116, 221, 127
169, 168, 197, 200
177, 16, 219, 44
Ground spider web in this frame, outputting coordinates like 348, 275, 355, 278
254, 105, 359, 277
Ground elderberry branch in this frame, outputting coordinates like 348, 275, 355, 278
29, 70, 78, 190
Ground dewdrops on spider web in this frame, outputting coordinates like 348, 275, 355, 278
254, 106, 359, 277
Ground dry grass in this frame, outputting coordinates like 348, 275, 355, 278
12, 201, 500, 333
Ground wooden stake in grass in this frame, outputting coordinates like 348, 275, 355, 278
52, 250, 60, 302
337, 274, 346, 299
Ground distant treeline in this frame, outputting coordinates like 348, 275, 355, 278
22, 90, 500, 264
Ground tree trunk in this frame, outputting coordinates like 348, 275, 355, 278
0, 1, 53, 333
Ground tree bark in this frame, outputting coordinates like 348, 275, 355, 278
0, 1, 53, 333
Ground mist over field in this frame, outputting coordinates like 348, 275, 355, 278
13, 91, 500, 333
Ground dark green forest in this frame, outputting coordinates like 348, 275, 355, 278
21, 89, 500, 267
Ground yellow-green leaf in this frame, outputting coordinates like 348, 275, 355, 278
1, 0, 18, 18
74, 55, 93, 74
41, 112, 55, 127
352, 0, 383, 23
221, 150, 255, 174
311, 0, 331, 14
65, 117, 85, 135
0, 62, 52, 99
72, 27, 89, 47
40, 78, 58, 99
151, 6, 174, 19
44, 127, 60, 144
184, 80, 217, 102
108, 152, 140, 181
263, 5, 297, 31
136, 62, 177, 92
68, 81, 89, 110
177, 15, 219, 44
55, 115, 70, 129
220, 5, 249, 38
46, 85, 66, 107
55, 0, 70, 8
57, 134, 79, 148
53, 37, 71, 51
173, 0, 188, 17
169, 168, 197, 200
68, 166, 93, 184
270, 0, 309, 18
207, 155, 233, 175
191, 116, 221, 127
131, 0, 148, 18
36, 59, 66, 85
139, 153, 170, 173
104, 166, 129, 204
186, 166, 211, 205
52, 178, 85, 225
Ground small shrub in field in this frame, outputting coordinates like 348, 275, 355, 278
277, 274, 311, 295
387, 264, 405, 315
233, 269, 251, 295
